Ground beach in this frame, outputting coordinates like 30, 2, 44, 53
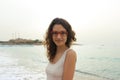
74, 72, 111, 80
0, 53, 109, 80
0, 45, 119, 80
0, 50, 46, 80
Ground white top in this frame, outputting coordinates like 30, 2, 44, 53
46, 49, 70, 80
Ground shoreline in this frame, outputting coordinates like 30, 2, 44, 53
0, 46, 117, 80
74, 72, 111, 80
0, 38, 81, 46
0, 38, 43, 45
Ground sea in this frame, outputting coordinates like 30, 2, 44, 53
0, 43, 120, 80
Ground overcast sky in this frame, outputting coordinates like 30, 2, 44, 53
0, 0, 120, 44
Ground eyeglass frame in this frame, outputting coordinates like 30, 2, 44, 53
50, 31, 68, 37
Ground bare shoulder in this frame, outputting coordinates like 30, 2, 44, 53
67, 49, 77, 57
66, 49, 77, 61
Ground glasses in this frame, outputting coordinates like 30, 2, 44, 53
51, 31, 68, 37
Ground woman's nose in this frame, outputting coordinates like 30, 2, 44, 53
56, 34, 62, 38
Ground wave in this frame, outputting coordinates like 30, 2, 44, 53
75, 70, 114, 80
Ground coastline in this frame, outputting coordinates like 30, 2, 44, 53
0, 38, 43, 45
0, 38, 81, 46
74, 72, 111, 80
0, 45, 118, 80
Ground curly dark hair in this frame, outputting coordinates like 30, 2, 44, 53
44, 18, 76, 62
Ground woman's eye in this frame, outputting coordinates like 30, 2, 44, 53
61, 32, 65, 34
61, 31, 67, 34
53, 32, 58, 34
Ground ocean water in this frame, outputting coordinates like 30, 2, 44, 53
0, 44, 120, 80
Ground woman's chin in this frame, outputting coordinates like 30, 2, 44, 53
55, 43, 65, 47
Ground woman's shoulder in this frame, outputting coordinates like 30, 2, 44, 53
66, 49, 77, 61
67, 49, 76, 55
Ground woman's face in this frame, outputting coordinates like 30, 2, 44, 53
51, 24, 68, 47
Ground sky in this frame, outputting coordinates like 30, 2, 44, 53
0, 0, 120, 44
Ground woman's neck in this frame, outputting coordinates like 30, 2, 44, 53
56, 45, 68, 53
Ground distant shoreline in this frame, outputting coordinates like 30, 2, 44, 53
0, 38, 82, 46
0, 38, 43, 45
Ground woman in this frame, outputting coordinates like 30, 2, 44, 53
44, 18, 77, 80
